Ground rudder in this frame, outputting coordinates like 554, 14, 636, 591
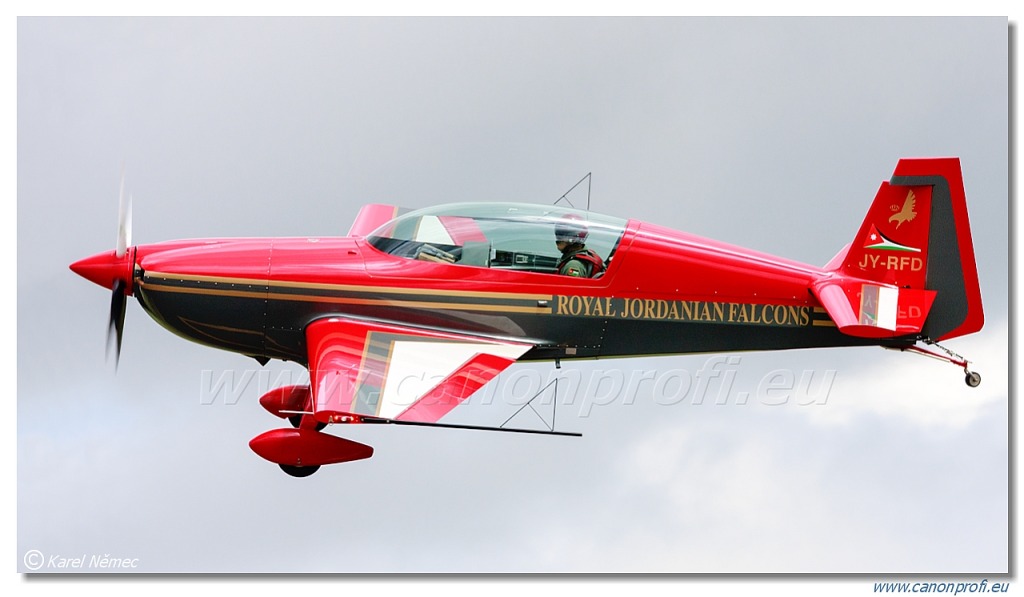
889, 157, 983, 341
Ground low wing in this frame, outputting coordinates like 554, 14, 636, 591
305, 317, 532, 425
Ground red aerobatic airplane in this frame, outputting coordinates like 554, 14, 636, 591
71, 158, 984, 476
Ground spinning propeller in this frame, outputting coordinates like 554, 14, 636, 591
70, 168, 135, 367
109, 170, 132, 365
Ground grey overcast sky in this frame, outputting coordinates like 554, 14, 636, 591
15, 15, 1009, 582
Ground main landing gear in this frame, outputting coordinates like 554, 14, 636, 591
280, 464, 320, 478
901, 339, 981, 388
288, 414, 326, 432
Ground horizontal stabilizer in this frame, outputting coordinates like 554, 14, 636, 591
813, 278, 936, 338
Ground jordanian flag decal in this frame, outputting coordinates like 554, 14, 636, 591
863, 224, 921, 252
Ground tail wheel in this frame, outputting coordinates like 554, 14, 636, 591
904, 342, 981, 389
279, 464, 320, 477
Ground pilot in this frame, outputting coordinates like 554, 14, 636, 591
554, 215, 605, 278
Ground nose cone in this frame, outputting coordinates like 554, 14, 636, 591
70, 249, 134, 293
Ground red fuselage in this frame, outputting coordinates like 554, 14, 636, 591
68, 160, 988, 476
73, 217, 887, 369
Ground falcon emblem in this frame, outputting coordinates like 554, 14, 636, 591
889, 190, 917, 229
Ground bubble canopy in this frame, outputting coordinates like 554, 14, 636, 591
367, 202, 627, 274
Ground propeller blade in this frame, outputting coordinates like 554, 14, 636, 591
107, 278, 127, 366
115, 169, 131, 257
126, 193, 133, 249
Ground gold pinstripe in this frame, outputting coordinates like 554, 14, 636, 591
143, 270, 553, 301
138, 280, 554, 314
